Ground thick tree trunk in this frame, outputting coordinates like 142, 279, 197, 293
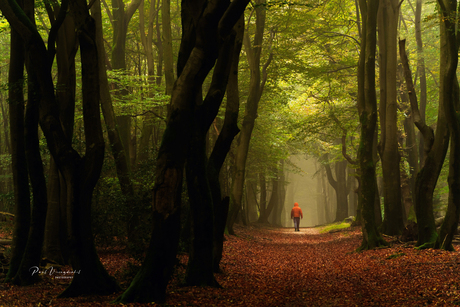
44, 159, 66, 264
185, 20, 237, 287
6, 7, 30, 281
60, 0, 120, 296
357, 0, 387, 251
1, 0, 120, 295
43, 8, 77, 267
435, 0, 459, 251
12, 67, 48, 286
377, 0, 404, 236
115, 1, 249, 303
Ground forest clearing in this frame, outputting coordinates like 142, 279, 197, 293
1, 223, 459, 307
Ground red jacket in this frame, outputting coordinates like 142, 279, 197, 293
291, 202, 303, 219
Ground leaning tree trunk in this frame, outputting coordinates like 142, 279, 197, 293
208, 15, 243, 274
114, 0, 249, 303
399, 36, 449, 248
356, 0, 387, 251
227, 0, 272, 234
185, 29, 236, 287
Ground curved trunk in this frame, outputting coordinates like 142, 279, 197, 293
209, 16, 243, 273
228, 0, 271, 233
115, 0, 249, 302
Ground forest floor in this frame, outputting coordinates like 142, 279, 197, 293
1, 224, 460, 306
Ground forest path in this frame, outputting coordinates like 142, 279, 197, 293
170, 223, 460, 307
2, 224, 460, 306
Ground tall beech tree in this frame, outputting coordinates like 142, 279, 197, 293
357, 0, 387, 251
43, 0, 78, 266
0, 0, 120, 296
184, 10, 238, 287
115, 0, 249, 303
377, 0, 404, 236
5, 0, 30, 283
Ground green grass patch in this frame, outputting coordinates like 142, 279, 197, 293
318, 222, 351, 234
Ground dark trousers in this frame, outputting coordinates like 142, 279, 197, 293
293, 217, 300, 231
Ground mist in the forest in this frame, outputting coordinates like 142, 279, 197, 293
283, 156, 322, 228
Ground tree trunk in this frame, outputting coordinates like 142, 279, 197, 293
435, 0, 460, 251
5, 4, 30, 281
257, 172, 267, 224
115, 1, 249, 303
44, 159, 66, 264
12, 59, 48, 286
92, 0, 140, 248
228, 0, 272, 233
324, 159, 349, 222
0, 0, 121, 295
399, 39, 449, 248
43, 5, 77, 266
415, 0, 427, 166
209, 15, 243, 273
356, 0, 387, 251
377, 0, 404, 236
162, 0, 174, 95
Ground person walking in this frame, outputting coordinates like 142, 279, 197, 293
291, 202, 303, 232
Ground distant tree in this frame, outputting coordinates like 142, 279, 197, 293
324, 158, 350, 222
